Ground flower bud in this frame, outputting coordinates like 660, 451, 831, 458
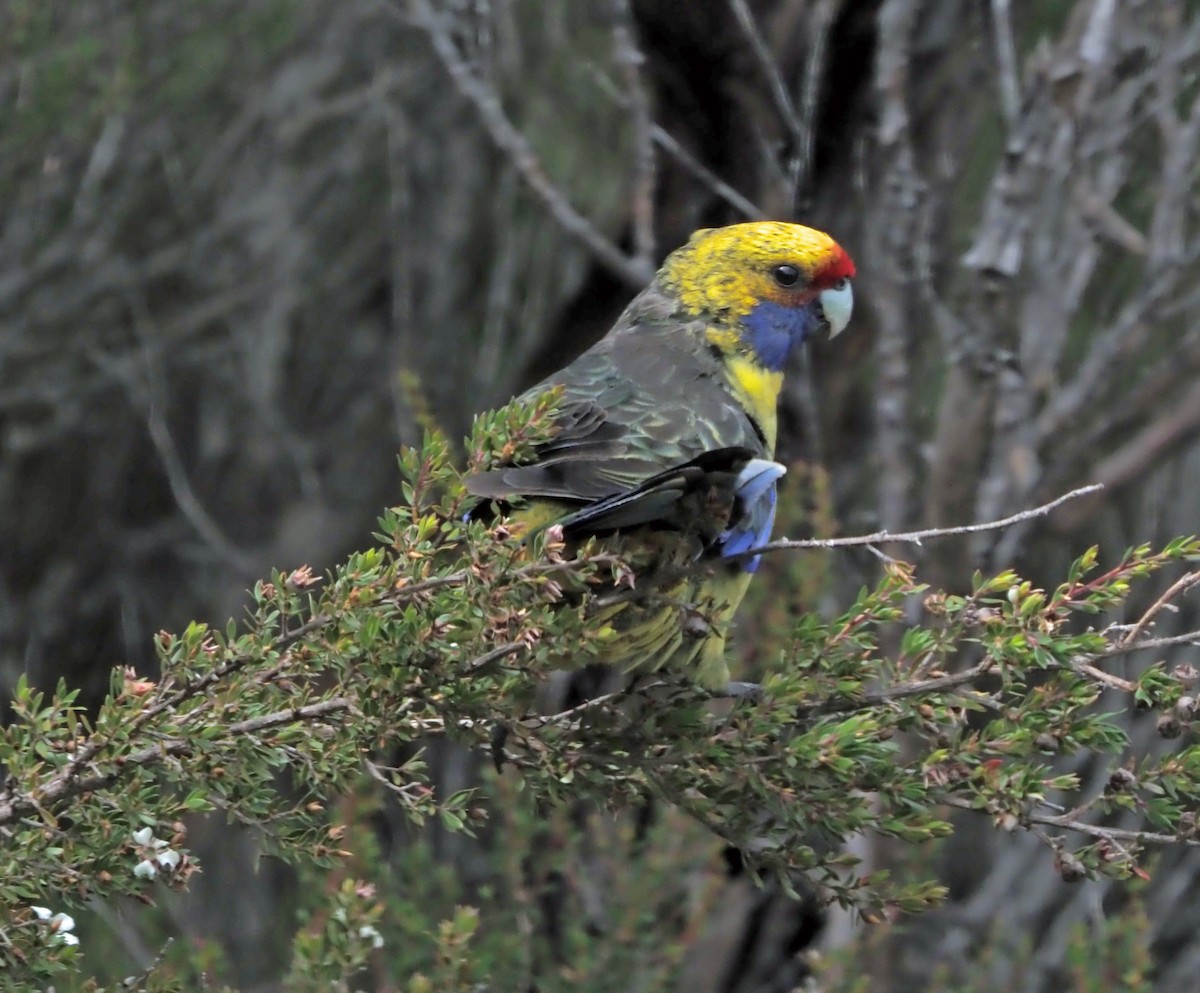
1156, 713, 1182, 739
1107, 768, 1137, 792
1174, 663, 1200, 688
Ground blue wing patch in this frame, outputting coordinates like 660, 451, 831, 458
719, 459, 787, 572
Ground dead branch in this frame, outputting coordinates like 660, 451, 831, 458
407, 0, 653, 287
757, 484, 1103, 556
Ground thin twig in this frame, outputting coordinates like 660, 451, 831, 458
458, 641, 526, 676
1119, 571, 1200, 650
748, 484, 1104, 558
988, 0, 1021, 142
941, 795, 1200, 848
727, 0, 806, 195
407, 0, 653, 287
593, 485, 1106, 611
795, 659, 998, 717
1069, 658, 1135, 693
584, 63, 764, 218
0, 698, 355, 826
1099, 629, 1200, 659
610, 0, 656, 267
526, 691, 623, 728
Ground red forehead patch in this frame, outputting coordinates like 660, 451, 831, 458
814, 244, 856, 287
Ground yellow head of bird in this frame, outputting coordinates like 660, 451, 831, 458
658, 221, 856, 371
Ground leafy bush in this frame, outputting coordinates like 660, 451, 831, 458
2, 399, 1199, 990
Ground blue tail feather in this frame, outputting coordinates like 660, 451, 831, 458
719, 459, 786, 572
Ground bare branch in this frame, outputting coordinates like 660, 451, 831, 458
727, 0, 806, 195
1119, 571, 1200, 651
753, 484, 1104, 557
988, 0, 1021, 141
584, 63, 764, 219
610, 0, 656, 267
84, 285, 259, 574
1099, 629, 1200, 659
1068, 659, 1135, 693
941, 795, 1200, 848
526, 690, 624, 729
0, 697, 354, 828
791, 0, 842, 211
406, 0, 653, 287
868, 0, 923, 545
796, 659, 998, 717
1049, 384, 1200, 531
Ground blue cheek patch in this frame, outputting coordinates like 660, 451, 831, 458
719, 459, 787, 572
743, 301, 820, 371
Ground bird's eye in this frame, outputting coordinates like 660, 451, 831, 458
832, 277, 849, 291
771, 264, 801, 288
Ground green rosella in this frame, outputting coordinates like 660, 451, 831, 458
467, 221, 855, 690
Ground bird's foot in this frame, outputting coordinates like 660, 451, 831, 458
718, 680, 762, 702
490, 723, 510, 773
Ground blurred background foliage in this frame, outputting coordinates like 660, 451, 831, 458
3, 0, 1200, 990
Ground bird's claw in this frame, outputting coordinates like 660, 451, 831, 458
718, 680, 762, 702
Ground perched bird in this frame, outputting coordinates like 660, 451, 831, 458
467, 221, 855, 691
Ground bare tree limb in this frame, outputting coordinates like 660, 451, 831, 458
987, 0, 1021, 141
941, 795, 1200, 848
1050, 384, 1200, 531
1119, 572, 1200, 651
727, 0, 806, 198
407, 0, 653, 287
790, 0, 843, 212
583, 63, 764, 219
757, 485, 1104, 556
868, 0, 922, 550
610, 0, 656, 268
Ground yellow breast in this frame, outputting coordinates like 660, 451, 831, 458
722, 353, 782, 453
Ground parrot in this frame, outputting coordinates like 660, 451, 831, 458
466, 221, 855, 692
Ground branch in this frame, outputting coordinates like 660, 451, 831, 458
791, 0, 842, 212
583, 63, 764, 219
0, 698, 355, 828
1099, 629, 1200, 659
407, 0, 654, 287
795, 659, 998, 717
751, 484, 1104, 558
727, 0, 806, 196
1119, 571, 1200, 650
1049, 385, 1200, 531
941, 795, 1200, 849
610, 0, 656, 268
987, 0, 1021, 141
592, 485, 1105, 612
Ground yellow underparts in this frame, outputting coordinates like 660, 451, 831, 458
589, 561, 754, 691
721, 351, 782, 453
498, 498, 755, 691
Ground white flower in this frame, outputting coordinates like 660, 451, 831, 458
30, 906, 78, 946
132, 825, 182, 876
358, 925, 385, 950
156, 849, 181, 870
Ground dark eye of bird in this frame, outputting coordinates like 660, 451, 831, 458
771, 264, 801, 287
832, 277, 848, 290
